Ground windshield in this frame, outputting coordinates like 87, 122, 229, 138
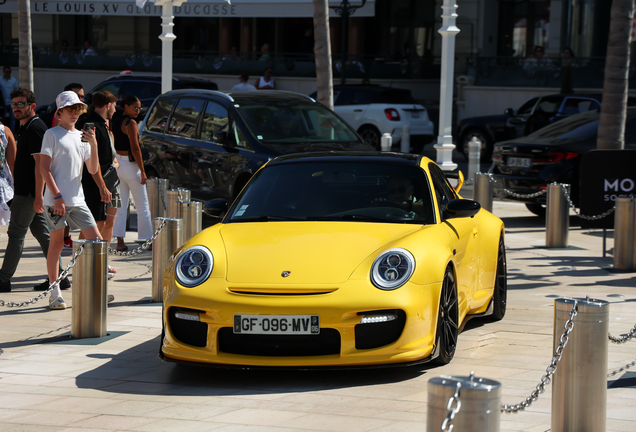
226, 161, 436, 225
527, 109, 600, 140
234, 101, 360, 144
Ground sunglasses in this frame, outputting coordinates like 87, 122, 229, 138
132, 107, 141, 112
77, 95, 85, 101
388, 186, 409, 195
10, 102, 31, 109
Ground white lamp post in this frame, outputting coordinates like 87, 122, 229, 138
434, 0, 460, 171
154, 0, 188, 94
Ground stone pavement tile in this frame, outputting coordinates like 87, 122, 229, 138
279, 413, 394, 432
213, 425, 316, 432
131, 419, 225, 432
0, 424, 65, 432
0, 407, 29, 421
0, 392, 64, 409
0, 410, 97, 427
0, 373, 70, 386
141, 404, 238, 421
91, 400, 175, 416
364, 421, 423, 432
37, 396, 125, 413
205, 408, 308, 426
70, 414, 159, 430
371, 410, 426, 423
606, 419, 636, 432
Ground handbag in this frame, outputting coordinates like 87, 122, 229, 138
102, 165, 120, 192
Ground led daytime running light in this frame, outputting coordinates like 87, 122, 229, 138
360, 314, 397, 324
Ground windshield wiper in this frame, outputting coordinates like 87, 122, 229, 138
307, 214, 393, 222
232, 215, 303, 222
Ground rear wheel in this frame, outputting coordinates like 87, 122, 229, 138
491, 237, 507, 321
358, 125, 382, 150
525, 203, 546, 217
434, 267, 459, 365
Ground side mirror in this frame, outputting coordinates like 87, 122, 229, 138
504, 108, 514, 116
445, 199, 480, 218
203, 198, 229, 219
213, 131, 229, 145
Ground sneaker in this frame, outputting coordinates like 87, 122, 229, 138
107, 272, 115, 280
63, 236, 73, 249
108, 294, 115, 303
0, 279, 10, 293
49, 296, 67, 310
108, 265, 116, 273
34, 277, 71, 291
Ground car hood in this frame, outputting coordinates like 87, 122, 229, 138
261, 141, 374, 154
218, 222, 422, 284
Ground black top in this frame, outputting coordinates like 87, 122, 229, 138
14, 115, 47, 197
112, 115, 132, 152
77, 111, 114, 221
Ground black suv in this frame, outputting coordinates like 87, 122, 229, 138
140, 90, 373, 203
36, 72, 218, 127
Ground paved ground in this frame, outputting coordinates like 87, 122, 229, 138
0, 194, 635, 431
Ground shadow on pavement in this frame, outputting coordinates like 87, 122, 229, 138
70, 337, 438, 396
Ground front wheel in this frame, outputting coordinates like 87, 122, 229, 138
358, 125, 382, 150
433, 266, 459, 365
460, 128, 493, 161
491, 237, 507, 321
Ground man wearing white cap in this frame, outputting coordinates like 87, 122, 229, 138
39, 90, 110, 310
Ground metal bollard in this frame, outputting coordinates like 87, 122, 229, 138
552, 297, 609, 432
546, 183, 569, 248
166, 188, 192, 218
71, 240, 108, 339
473, 173, 493, 212
151, 217, 183, 303
401, 121, 410, 153
613, 197, 636, 271
381, 133, 392, 152
147, 178, 169, 220
427, 373, 501, 432
177, 200, 203, 243
467, 137, 481, 184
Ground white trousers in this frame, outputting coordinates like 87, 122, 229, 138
113, 158, 153, 240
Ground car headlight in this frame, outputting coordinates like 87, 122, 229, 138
175, 246, 214, 287
370, 248, 415, 290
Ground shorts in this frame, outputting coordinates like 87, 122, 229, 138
44, 204, 97, 232
107, 184, 122, 209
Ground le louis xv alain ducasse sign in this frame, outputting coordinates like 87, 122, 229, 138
31, 1, 238, 16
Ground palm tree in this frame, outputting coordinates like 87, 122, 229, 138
313, 0, 334, 109
17, 0, 34, 90
597, 0, 635, 149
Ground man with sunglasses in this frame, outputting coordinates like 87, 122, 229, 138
0, 67, 19, 133
0, 88, 69, 293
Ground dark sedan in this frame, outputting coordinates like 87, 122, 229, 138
457, 94, 606, 161
491, 107, 636, 216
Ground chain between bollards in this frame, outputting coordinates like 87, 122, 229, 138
501, 300, 578, 414
608, 323, 636, 344
108, 219, 167, 257
159, 184, 167, 212
440, 382, 461, 432
0, 244, 85, 308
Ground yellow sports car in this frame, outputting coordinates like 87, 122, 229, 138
160, 152, 506, 368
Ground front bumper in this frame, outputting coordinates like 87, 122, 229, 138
161, 274, 442, 368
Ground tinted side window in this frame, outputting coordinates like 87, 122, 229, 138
146, 98, 175, 133
428, 163, 456, 217
535, 96, 563, 116
167, 98, 205, 139
91, 81, 123, 99
133, 82, 162, 101
561, 98, 600, 116
352, 90, 373, 105
335, 89, 355, 106
517, 97, 539, 116
624, 118, 636, 143
201, 101, 230, 142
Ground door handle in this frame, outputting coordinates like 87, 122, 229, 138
354, 109, 363, 112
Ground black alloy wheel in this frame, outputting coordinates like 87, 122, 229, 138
460, 128, 493, 161
434, 267, 459, 365
358, 125, 382, 150
491, 237, 507, 321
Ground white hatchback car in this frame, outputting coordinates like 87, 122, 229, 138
314, 85, 435, 153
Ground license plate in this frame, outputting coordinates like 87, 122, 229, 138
411, 112, 421, 118
233, 315, 320, 335
507, 157, 531, 168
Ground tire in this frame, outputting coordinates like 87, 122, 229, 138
460, 128, 493, 161
358, 125, 382, 150
433, 266, 459, 365
491, 237, 507, 321
525, 203, 546, 217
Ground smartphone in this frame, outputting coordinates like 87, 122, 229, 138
81, 122, 94, 142
47, 208, 63, 225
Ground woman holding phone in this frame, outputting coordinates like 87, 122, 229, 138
112, 95, 152, 251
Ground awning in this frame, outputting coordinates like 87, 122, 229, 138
0, 0, 375, 18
